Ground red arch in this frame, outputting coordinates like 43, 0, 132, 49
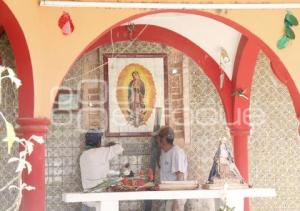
77, 24, 233, 122
66, 11, 300, 211
52, 9, 300, 211
56, 24, 233, 122
0, 0, 34, 117
72, 9, 299, 120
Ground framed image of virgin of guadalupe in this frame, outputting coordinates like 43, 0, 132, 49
104, 53, 169, 137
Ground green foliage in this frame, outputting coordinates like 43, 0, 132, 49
84, 178, 121, 193
0, 64, 43, 211
218, 205, 235, 211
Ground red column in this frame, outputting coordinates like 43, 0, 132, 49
230, 127, 250, 211
230, 37, 259, 211
16, 117, 50, 211
230, 128, 250, 181
230, 122, 250, 210
231, 36, 258, 184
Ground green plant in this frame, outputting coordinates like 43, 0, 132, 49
0, 65, 44, 211
218, 205, 235, 211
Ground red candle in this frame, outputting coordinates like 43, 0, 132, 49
122, 177, 129, 186
147, 168, 154, 181
139, 169, 144, 177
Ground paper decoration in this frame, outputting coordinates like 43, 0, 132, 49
219, 47, 230, 89
277, 11, 298, 49
58, 12, 74, 35
126, 22, 135, 40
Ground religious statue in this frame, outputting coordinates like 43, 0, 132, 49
128, 71, 146, 127
202, 138, 249, 189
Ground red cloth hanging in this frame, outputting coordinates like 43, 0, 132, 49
58, 12, 74, 35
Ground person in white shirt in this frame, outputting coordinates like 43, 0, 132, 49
158, 126, 188, 211
79, 130, 124, 211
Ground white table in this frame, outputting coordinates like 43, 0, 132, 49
62, 188, 276, 211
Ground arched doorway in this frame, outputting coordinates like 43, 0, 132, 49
52, 9, 299, 211
68, 9, 300, 184
48, 38, 231, 211
0, 0, 34, 117
73, 10, 299, 119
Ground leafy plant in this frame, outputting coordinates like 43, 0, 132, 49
218, 205, 235, 211
217, 184, 236, 211
0, 65, 44, 211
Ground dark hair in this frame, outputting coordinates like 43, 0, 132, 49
85, 129, 103, 148
158, 126, 175, 144
132, 71, 139, 77
105, 142, 116, 147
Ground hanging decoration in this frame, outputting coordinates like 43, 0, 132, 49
232, 89, 248, 100
58, 11, 74, 35
277, 11, 298, 49
126, 22, 136, 40
219, 47, 230, 89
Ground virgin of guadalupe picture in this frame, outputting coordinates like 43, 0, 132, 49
116, 63, 156, 128
128, 71, 146, 127
104, 54, 168, 137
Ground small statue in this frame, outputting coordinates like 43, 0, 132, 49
203, 138, 248, 189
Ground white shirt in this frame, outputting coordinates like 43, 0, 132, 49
160, 145, 188, 181
80, 144, 123, 190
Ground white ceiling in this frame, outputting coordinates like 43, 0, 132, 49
126, 12, 242, 80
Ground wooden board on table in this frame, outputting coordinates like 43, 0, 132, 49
159, 180, 199, 191
201, 183, 249, 190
